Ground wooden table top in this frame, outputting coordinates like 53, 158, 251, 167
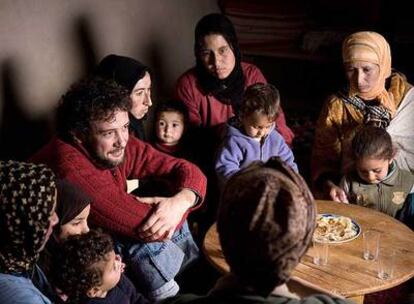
203, 200, 414, 299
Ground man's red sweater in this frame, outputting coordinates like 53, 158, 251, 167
30, 136, 207, 240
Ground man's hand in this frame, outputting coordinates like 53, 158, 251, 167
137, 189, 197, 242
327, 181, 349, 203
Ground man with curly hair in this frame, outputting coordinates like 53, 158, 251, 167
52, 230, 148, 304
30, 77, 206, 300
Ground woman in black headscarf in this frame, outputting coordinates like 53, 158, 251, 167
0, 160, 59, 304
96, 54, 152, 140
33, 179, 92, 303
54, 179, 91, 240
176, 14, 294, 238
176, 13, 294, 146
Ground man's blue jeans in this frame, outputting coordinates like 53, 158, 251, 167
116, 221, 199, 300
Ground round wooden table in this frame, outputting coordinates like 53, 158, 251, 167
203, 200, 414, 304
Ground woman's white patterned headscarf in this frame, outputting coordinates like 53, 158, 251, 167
0, 160, 56, 274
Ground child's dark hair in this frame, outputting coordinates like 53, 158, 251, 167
154, 99, 189, 125
51, 230, 114, 302
239, 83, 280, 120
352, 125, 394, 160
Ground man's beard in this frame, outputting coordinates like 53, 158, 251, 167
96, 153, 125, 169
86, 143, 125, 169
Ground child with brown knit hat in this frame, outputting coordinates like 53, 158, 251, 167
163, 157, 352, 304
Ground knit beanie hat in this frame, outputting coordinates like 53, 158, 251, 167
95, 54, 150, 92
217, 157, 316, 296
0, 160, 56, 274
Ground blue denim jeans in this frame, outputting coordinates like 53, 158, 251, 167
115, 221, 199, 300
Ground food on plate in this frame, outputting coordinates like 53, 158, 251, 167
313, 214, 358, 242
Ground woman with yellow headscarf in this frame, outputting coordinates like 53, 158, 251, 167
311, 31, 414, 199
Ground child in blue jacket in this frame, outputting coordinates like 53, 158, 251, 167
215, 83, 297, 186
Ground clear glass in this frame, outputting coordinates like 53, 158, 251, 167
377, 248, 395, 280
363, 230, 380, 261
313, 240, 329, 266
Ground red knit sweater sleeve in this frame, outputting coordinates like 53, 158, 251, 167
30, 137, 207, 240
124, 137, 207, 202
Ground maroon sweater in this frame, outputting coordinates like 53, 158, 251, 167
30, 136, 207, 239
176, 62, 294, 146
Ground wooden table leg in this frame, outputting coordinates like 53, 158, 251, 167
348, 295, 364, 304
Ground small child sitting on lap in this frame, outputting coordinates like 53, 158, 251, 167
330, 125, 414, 227
152, 99, 189, 157
215, 83, 298, 185
51, 230, 148, 304
139, 99, 191, 197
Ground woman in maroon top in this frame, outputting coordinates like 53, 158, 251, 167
176, 13, 294, 146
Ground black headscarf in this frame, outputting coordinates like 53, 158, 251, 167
95, 54, 150, 92
41, 180, 91, 280
95, 54, 150, 140
56, 179, 91, 227
0, 160, 56, 274
218, 157, 316, 296
194, 13, 245, 111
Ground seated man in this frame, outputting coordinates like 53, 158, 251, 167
164, 157, 351, 304
30, 77, 207, 300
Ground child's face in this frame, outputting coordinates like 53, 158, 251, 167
89, 250, 125, 298
355, 157, 392, 184
155, 111, 185, 146
241, 112, 274, 140
58, 204, 91, 241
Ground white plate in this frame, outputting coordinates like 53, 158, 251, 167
313, 213, 361, 244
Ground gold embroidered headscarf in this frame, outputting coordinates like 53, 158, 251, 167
342, 31, 395, 115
